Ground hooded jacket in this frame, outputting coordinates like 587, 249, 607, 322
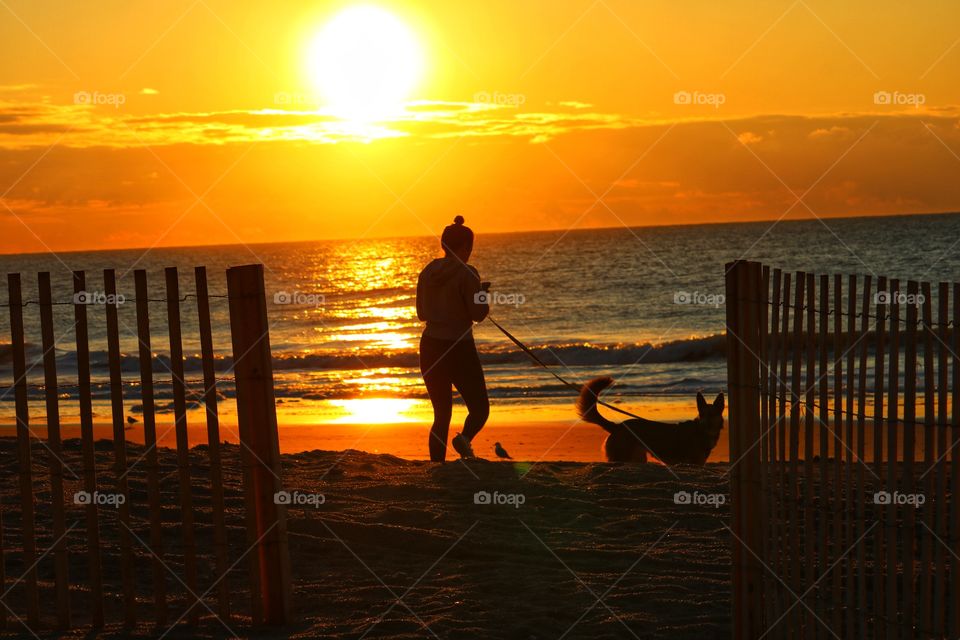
416, 256, 489, 340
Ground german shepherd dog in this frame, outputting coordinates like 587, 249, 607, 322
577, 377, 725, 465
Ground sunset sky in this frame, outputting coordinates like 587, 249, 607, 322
1, 0, 959, 252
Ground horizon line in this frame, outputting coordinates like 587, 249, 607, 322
2, 208, 957, 260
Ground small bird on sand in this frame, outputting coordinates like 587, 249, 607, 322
126, 415, 138, 425
494, 442, 512, 459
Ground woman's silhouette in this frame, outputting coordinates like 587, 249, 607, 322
416, 216, 490, 461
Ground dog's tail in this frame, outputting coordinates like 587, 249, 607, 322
577, 376, 619, 433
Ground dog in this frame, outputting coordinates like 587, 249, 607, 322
576, 377, 725, 465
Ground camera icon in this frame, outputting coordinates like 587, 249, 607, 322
274, 490, 292, 505
474, 291, 490, 305
473, 490, 492, 505
473, 91, 491, 104
873, 491, 891, 505
873, 91, 892, 105
273, 291, 291, 305
74, 490, 92, 505
874, 291, 891, 305
674, 91, 692, 105
73, 91, 91, 105
73, 291, 91, 305
674, 491, 692, 505
674, 291, 691, 304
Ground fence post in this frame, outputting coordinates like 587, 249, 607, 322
725, 260, 764, 639
226, 264, 292, 625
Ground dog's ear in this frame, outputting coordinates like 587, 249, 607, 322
713, 393, 725, 414
697, 392, 708, 415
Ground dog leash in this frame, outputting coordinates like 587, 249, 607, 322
486, 315, 643, 421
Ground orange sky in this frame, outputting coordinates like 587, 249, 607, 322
1, 0, 959, 252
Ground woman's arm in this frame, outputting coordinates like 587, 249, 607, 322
461, 265, 489, 322
415, 272, 426, 321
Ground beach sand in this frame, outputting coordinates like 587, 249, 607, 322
0, 436, 732, 639
0, 390, 731, 463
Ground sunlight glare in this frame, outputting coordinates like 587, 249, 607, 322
307, 5, 424, 122
329, 398, 420, 423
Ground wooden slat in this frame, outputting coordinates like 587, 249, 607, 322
844, 275, 856, 640
855, 276, 871, 639
951, 282, 960, 639
901, 281, 918, 638
802, 273, 815, 639
133, 270, 167, 625
777, 272, 791, 640
769, 268, 783, 635
103, 269, 136, 626
227, 264, 292, 625
885, 279, 900, 640
164, 267, 200, 624
7, 273, 39, 627
743, 261, 764, 636
817, 274, 829, 635
759, 265, 772, 631
789, 272, 805, 636
195, 266, 231, 621
73, 271, 104, 627
831, 273, 843, 635
38, 272, 71, 628
0, 509, 5, 630
872, 276, 887, 639
735, 262, 751, 636
724, 263, 744, 638
933, 282, 948, 638
919, 282, 934, 636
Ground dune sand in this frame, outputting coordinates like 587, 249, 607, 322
0, 436, 732, 639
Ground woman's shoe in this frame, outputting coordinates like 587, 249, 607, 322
452, 433, 475, 459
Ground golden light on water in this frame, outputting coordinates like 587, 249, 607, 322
329, 398, 420, 423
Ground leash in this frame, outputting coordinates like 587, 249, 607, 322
486, 315, 643, 421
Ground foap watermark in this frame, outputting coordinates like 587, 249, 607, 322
273, 290, 325, 307
873, 490, 925, 507
873, 90, 925, 108
874, 291, 925, 306
473, 490, 526, 508
74, 90, 126, 108
674, 90, 725, 108
273, 91, 316, 107
474, 91, 526, 107
274, 490, 326, 508
474, 290, 525, 307
73, 290, 126, 305
674, 490, 726, 509
674, 290, 724, 307
74, 490, 125, 507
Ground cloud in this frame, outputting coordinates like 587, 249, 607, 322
0, 97, 959, 252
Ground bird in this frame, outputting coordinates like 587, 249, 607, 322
126, 415, 138, 425
494, 442, 512, 459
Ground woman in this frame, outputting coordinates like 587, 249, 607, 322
416, 216, 490, 461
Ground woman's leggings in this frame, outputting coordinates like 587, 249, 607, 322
419, 334, 489, 462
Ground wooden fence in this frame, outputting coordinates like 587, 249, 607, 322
727, 260, 960, 639
0, 263, 290, 630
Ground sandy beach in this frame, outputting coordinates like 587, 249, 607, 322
0, 436, 732, 638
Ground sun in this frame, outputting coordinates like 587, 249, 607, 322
307, 5, 424, 122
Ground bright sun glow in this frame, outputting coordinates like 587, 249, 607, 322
329, 398, 420, 423
307, 5, 424, 122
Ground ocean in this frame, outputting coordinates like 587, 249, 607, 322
0, 212, 959, 428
